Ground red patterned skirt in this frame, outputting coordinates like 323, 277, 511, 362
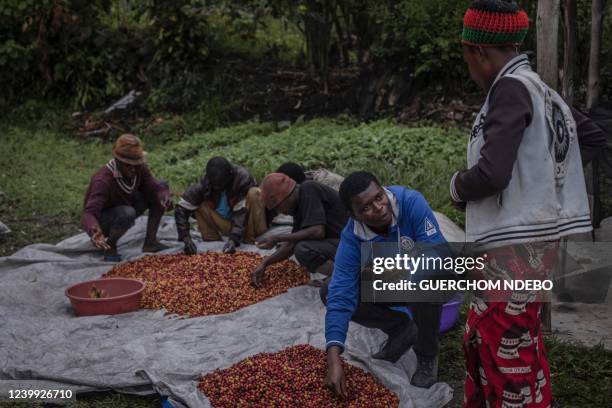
463, 242, 558, 408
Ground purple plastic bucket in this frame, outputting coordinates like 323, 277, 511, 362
439, 299, 462, 333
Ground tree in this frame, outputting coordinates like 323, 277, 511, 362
299, 0, 335, 93
537, 0, 561, 91
587, 0, 607, 109
561, 0, 577, 104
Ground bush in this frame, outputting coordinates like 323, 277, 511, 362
1, 0, 609, 111
0, 0, 152, 109
364, 0, 472, 82
0, 0, 53, 103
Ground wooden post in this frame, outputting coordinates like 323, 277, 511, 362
537, 0, 561, 333
537, 0, 561, 91
561, 0, 577, 104
587, 0, 607, 109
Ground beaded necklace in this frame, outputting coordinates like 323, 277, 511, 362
106, 159, 138, 195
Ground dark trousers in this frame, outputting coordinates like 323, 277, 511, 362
294, 239, 339, 273
99, 192, 162, 236
320, 279, 442, 358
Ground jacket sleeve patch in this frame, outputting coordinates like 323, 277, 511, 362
425, 217, 438, 236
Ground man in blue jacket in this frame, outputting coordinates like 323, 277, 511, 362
322, 171, 445, 397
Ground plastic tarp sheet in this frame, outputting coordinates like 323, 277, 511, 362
0, 217, 455, 407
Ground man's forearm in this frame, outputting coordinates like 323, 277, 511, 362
327, 346, 343, 375
81, 211, 102, 237
262, 242, 295, 266
327, 345, 342, 359
273, 225, 325, 243
155, 182, 170, 203
174, 205, 194, 240
229, 208, 248, 243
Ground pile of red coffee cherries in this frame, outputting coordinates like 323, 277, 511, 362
198, 344, 399, 407
104, 251, 308, 316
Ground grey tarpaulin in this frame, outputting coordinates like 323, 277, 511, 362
0, 217, 454, 407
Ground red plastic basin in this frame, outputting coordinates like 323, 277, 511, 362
65, 278, 145, 316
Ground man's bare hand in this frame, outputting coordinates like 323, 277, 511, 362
91, 230, 110, 250
326, 348, 348, 400
183, 236, 198, 255
223, 239, 237, 254
255, 237, 277, 250
250, 262, 267, 288
160, 193, 173, 211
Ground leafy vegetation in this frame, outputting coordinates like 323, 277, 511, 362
0, 0, 305, 111
2, 0, 609, 112
147, 118, 467, 225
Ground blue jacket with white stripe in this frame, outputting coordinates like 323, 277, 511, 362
324, 185, 447, 351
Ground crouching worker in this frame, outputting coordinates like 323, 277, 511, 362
250, 173, 349, 286
81, 134, 172, 262
324, 171, 447, 396
175, 157, 268, 255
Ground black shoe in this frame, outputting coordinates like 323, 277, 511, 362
410, 354, 438, 388
372, 321, 418, 363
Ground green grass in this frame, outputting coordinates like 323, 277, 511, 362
0, 117, 466, 256
546, 337, 612, 407
0, 123, 110, 254
437, 303, 469, 407
1, 115, 611, 407
0, 128, 109, 219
